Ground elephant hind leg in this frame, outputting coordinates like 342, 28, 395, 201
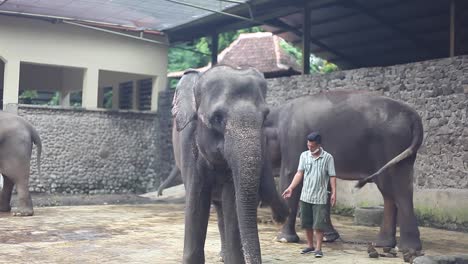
323, 187, 340, 242
375, 197, 397, 248
9, 169, 34, 216
391, 160, 421, 251
0, 175, 14, 212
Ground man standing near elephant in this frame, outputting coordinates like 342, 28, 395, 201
282, 132, 336, 258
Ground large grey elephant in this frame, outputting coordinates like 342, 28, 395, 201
266, 90, 424, 251
0, 112, 42, 216
172, 66, 288, 264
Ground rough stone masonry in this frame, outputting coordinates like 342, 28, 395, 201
18, 55, 467, 200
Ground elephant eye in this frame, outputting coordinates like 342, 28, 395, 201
210, 110, 225, 127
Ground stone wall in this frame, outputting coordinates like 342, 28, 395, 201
17, 55, 467, 209
19, 105, 162, 194
266, 55, 468, 190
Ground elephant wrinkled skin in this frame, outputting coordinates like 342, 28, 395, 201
265, 91, 424, 251
172, 66, 288, 264
0, 112, 42, 216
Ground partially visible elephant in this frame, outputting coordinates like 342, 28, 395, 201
266, 91, 424, 251
0, 112, 42, 216
172, 66, 288, 264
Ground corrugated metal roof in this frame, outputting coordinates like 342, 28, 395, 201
0, 0, 246, 31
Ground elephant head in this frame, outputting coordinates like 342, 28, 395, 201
174, 65, 272, 263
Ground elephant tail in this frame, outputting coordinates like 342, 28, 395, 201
157, 165, 181, 196
356, 113, 423, 188
30, 125, 42, 177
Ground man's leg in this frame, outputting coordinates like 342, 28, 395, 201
306, 228, 314, 249
315, 229, 323, 251
312, 204, 328, 257
300, 201, 315, 254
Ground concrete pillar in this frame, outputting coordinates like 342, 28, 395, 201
2, 58, 20, 113
82, 67, 99, 109
97, 86, 104, 108
59, 91, 71, 107
132, 80, 139, 111
150, 76, 158, 111
112, 82, 120, 110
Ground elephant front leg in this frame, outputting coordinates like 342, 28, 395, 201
375, 197, 397, 248
183, 181, 212, 264
212, 201, 226, 262
222, 182, 245, 264
277, 185, 301, 242
0, 175, 13, 212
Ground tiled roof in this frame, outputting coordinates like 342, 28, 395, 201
168, 32, 301, 78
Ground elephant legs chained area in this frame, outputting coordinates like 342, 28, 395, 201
0, 192, 467, 264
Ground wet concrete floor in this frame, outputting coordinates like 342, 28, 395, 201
0, 203, 467, 264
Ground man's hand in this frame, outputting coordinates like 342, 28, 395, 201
330, 193, 336, 207
282, 188, 293, 199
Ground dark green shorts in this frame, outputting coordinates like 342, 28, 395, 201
300, 201, 330, 231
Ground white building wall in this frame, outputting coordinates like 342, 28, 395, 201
0, 15, 168, 111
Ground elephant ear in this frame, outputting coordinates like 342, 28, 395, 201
172, 70, 200, 131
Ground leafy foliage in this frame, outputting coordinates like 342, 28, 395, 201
19, 90, 38, 104
103, 89, 113, 109
279, 39, 338, 73
48, 92, 60, 106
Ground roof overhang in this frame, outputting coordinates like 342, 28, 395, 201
164, 0, 468, 69
2, 0, 467, 69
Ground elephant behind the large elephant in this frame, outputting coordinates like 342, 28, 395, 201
0, 112, 42, 216
266, 90, 424, 251
172, 66, 288, 264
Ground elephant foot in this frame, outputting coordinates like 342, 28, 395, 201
374, 234, 396, 248
398, 238, 422, 252
12, 207, 34, 216
218, 250, 224, 262
402, 248, 424, 263
323, 230, 340, 242
275, 231, 300, 243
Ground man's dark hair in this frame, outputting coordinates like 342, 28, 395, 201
307, 132, 321, 144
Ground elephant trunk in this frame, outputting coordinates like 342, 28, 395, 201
225, 125, 263, 264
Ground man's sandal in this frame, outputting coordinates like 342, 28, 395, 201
301, 247, 315, 254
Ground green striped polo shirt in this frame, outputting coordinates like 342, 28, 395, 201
298, 148, 336, 204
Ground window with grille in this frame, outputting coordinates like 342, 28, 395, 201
138, 78, 152, 111
119, 81, 133, 110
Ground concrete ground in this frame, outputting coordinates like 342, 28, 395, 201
0, 186, 466, 264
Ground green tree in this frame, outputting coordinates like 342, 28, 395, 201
103, 89, 113, 109
19, 90, 38, 104
280, 39, 338, 73
47, 92, 60, 106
